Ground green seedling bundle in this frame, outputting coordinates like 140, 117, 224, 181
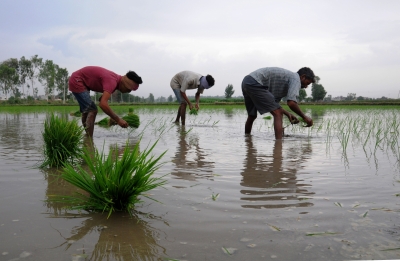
189, 108, 198, 115
40, 113, 84, 168
60, 140, 167, 218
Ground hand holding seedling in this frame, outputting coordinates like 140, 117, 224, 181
117, 118, 129, 128
288, 114, 299, 125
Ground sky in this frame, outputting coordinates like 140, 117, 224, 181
1, 0, 400, 99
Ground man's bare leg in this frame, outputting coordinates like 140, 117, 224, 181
180, 103, 187, 125
245, 115, 257, 134
81, 113, 88, 135
85, 111, 98, 137
270, 108, 284, 139
175, 105, 181, 123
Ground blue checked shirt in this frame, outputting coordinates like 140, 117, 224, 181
249, 67, 301, 103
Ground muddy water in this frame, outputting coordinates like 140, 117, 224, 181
1, 106, 400, 261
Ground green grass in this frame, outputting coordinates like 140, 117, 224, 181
40, 113, 84, 168
60, 140, 167, 218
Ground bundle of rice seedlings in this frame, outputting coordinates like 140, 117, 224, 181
60, 140, 167, 218
263, 115, 272, 120
41, 113, 84, 168
189, 108, 198, 115
128, 107, 134, 114
96, 112, 139, 128
122, 114, 140, 128
70, 110, 82, 117
96, 117, 111, 126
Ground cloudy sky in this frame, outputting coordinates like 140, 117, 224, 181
1, 0, 399, 99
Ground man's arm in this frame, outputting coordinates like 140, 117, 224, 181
195, 90, 201, 110
287, 100, 313, 127
99, 91, 128, 128
180, 91, 194, 110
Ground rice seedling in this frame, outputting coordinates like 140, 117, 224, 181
306, 232, 338, 236
211, 193, 220, 201
189, 108, 198, 115
60, 140, 167, 218
40, 113, 84, 168
122, 114, 140, 128
70, 110, 82, 117
263, 115, 272, 120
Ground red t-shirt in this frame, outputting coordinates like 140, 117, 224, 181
68, 66, 122, 93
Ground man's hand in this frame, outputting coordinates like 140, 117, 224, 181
288, 114, 299, 124
188, 103, 194, 110
195, 103, 200, 110
117, 118, 129, 128
303, 116, 313, 127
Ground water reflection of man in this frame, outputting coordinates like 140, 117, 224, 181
242, 67, 315, 139
240, 137, 314, 209
171, 126, 215, 181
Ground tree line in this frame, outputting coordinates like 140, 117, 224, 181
0, 55, 70, 103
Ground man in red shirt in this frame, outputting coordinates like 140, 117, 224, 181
69, 66, 142, 137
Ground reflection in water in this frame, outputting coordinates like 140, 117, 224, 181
43, 168, 84, 216
240, 137, 314, 209
171, 126, 215, 181
55, 212, 166, 261
0, 113, 41, 153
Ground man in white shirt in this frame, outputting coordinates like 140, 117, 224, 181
170, 71, 215, 125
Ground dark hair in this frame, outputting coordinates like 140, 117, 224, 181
126, 71, 143, 84
205, 74, 215, 87
297, 67, 315, 83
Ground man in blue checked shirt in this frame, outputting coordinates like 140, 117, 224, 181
242, 67, 315, 139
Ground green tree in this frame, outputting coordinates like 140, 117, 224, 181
224, 84, 235, 99
299, 89, 307, 102
167, 95, 173, 102
27, 55, 43, 98
39, 60, 56, 100
19, 56, 32, 98
1, 58, 20, 97
148, 93, 155, 103
311, 76, 327, 101
54, 66, 69, 104
0, 63, 19, 99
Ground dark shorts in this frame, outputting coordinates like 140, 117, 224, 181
72, 91, 97, 114
242, 75, 281, 116
172, 88, 185, 104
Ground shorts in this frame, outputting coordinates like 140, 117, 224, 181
242, 76, 281, 116
72, 91, 97, 114
172, 88, 185, 104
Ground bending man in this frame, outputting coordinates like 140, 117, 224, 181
69, 66, 142, 137
242, 67, 314, 139
170, 71, 215, 125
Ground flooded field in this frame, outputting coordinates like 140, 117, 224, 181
1, 105, 400, 261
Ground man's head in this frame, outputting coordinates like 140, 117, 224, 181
297, 67, 315, 88
200, 74, 215, 89
119, 71, 143, 93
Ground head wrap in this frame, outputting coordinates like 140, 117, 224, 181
200, 76, 211, 89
